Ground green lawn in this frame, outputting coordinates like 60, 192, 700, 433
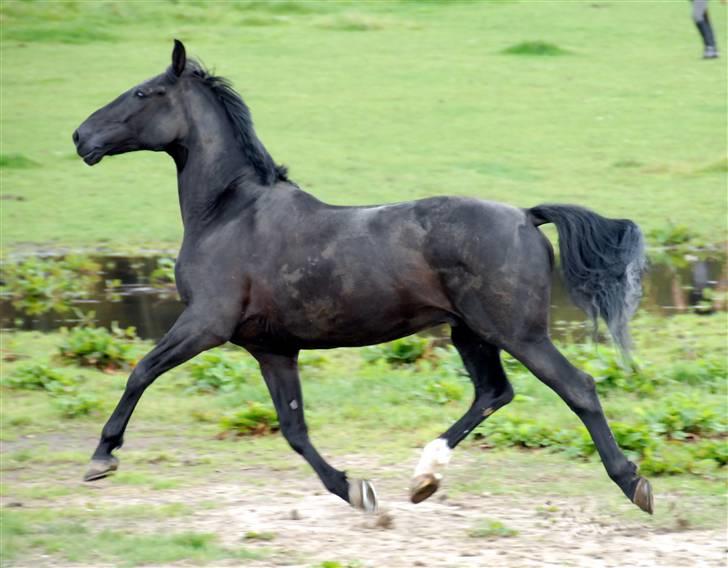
1, 312, 726, 565
1, 0, 726, 250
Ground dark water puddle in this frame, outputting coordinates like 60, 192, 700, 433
1, 253, 725, 342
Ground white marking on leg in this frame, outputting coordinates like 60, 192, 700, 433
414, 438, 451, 480
289, 399, 298, 410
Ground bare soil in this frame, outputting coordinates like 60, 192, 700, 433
4, 448, 726, 568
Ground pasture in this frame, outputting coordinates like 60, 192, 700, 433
1, 1, 727, 567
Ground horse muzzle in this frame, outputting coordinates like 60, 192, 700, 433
72, 127, 106, 166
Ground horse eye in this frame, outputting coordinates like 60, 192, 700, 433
135, 90, 146, 98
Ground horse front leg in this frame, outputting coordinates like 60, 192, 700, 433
84, 309, 226, 481
251, 350, 377, 513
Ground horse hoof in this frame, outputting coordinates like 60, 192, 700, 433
83, 456, 119, 482
410, 473, 439, 504
349, 479, 377, 513
632, 477, 653, 515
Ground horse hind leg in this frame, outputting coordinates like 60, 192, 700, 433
410, 324, 514, 504
506, 337, 653, 514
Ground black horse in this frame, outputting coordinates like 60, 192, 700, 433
73, 40, 652, 515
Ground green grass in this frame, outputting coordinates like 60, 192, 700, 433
1, 1, 725, 250
0, 510, 261, 566
467, 518, 518, 538
0, 153, 39, 169
502, 40, 570, 56
0, 313, 726, 564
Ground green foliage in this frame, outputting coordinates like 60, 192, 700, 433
502, 41, 569, 56
51, 389, 103, 418
467, 518, 518, 538
667, 358, 727, 389
149, 257, 176, 288
640, 393, 725, 440
3, 362, 102, 418
0, 255, 100, 315
186, 352, 256, 394
647, 222, 696, 248
362, 335, 431, 366
4, 362, 74, 391
57, 324, 138, 370
479, 393, 726, 476
559, 344, 651, 395
219, 402, 280, 437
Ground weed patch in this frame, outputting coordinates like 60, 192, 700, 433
219, 402, 280, 437
57, 324, 138, 370
467, 518, 518, 538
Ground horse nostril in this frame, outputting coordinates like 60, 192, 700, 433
72, 130, 80, 145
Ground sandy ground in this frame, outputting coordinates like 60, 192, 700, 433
4, 453, 726, 568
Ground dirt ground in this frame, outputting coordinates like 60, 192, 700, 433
4, 446, 726, 568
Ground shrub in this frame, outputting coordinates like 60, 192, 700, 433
186, 352, 256, 393
0, 255, 100, 315
4, 362, 103, 418
52, 390, 104, 418
4, 363, 74, 391
362, 335, 431, 366
640, 394, 725, 440
219, 403, 280, 437
58, 324, 138, 371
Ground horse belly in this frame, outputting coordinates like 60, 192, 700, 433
237, 255, 452, 348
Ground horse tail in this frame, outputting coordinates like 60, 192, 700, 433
529, 204, 646, 355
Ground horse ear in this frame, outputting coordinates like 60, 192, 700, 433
172, 39, 186, 77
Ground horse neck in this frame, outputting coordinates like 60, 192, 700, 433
169, 89, 264, 231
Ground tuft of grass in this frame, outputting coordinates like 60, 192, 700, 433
0, 154, 38, 169
467, 518, 518, 539
243, 530, 276, 541
219, 402, 280, 437
501, 40, 570, 56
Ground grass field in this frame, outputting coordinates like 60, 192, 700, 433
1, 313, 726, 566
1, 0, 726, 250
1, 2, 727, 567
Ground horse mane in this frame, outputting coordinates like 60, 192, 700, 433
183, 59, 288, 185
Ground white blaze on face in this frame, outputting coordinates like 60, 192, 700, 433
413, 438, 452, 479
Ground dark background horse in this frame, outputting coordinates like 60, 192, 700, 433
73, 40, 652, 515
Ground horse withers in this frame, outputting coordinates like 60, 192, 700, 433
73, 40, 652, 515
